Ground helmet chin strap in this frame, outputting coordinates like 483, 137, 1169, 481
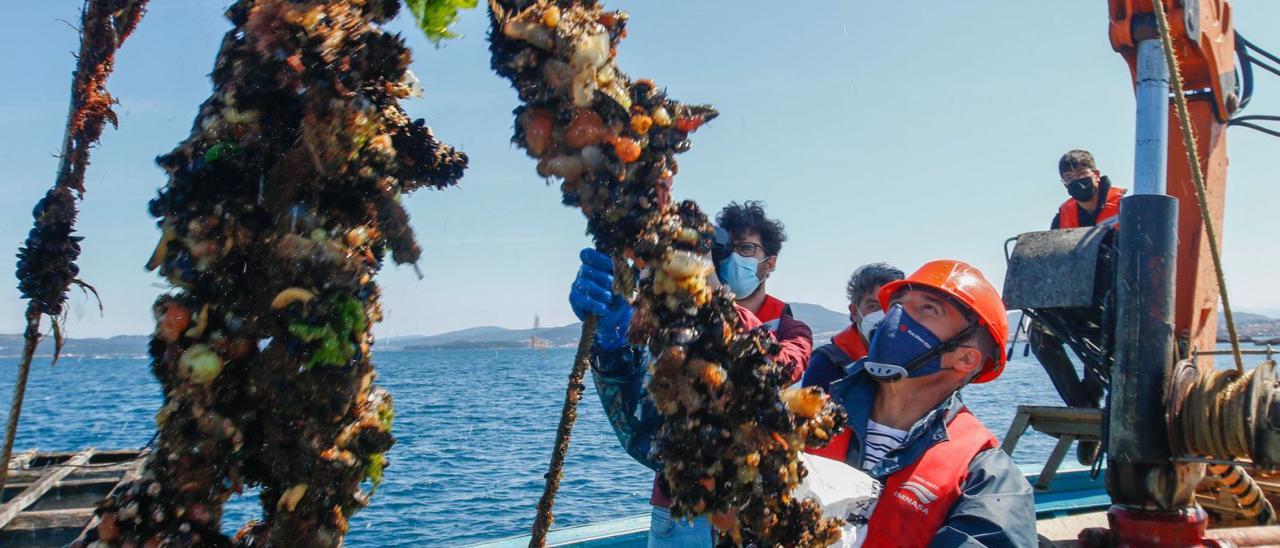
870, 321, 979, 382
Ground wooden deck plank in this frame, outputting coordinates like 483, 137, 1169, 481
3, 508, 95, 531
0, 449, 94, 529
6, 450, 37, 471
69, 451, 148, 544
4, 459, 139, 484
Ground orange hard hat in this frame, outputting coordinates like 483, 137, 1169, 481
877, 260, 1009, 383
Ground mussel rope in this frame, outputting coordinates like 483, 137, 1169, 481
0, 311, 40, 494
530, 257, 631, 547
1, 0, 147, 494
1152, 0, 1245, 373
1207, 463, 1276, 524
529, 317, 596, 547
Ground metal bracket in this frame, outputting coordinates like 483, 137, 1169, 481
1003, 227, 1112, 310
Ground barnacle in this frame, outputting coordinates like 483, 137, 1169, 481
154, 300, 191, 343
272, 287, 317, 309
488, 1, 845, 545
781, 387, 826, 420
89, 1, 465, 546
566, 110, 609, 148
629, 113, 653, 135
612, 136, 641, 163
178, 344, 223, 385
276, 484, 309, 512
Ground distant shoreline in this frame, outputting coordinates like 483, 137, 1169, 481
401, 340, 574, 351
2, 304, 1275, 358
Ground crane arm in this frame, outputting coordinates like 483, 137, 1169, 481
1108, 0, 1237, 356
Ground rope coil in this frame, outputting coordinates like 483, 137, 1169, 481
1177, 367, 1254, 460
1174, 363, 1277, 525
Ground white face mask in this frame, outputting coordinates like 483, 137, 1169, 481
858, 309, 886, 341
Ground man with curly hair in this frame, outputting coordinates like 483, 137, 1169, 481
710, 201, 812, 381
569, 200, 812, 546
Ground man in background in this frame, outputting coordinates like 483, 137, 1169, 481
1051, 149, 1127, 229
569, 201, 811, 547
802, 263, 904, 390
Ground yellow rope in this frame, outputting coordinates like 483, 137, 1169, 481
1151, 0, 1245, 373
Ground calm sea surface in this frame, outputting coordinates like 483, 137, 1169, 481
4, 346, 1267, 545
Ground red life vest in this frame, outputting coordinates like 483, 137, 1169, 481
831, 326, 869, 364
808, 427, 853, 461
754, 294, 787, 334
806, 327, 867, 461
861, 408, 998, 547
1058, 185, 1127, 228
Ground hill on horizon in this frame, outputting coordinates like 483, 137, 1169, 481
387, 301, 853, 350
4, 305, 1277, 356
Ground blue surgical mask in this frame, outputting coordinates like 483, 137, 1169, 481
716, 254, 761, 299
863, 304, 974, 382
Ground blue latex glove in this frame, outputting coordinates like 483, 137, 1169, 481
569, 248, 633, 350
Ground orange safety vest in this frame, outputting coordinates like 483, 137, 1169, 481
1058, 186, 1127, 228
810, 407, 997, 544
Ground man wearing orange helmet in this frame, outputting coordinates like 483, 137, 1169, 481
808, 260, 1035, 547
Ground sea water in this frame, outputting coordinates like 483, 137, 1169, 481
6, 346, 1239, 546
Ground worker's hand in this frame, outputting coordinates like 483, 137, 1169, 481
569, 248, 633, 350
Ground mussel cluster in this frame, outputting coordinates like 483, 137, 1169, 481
488, 1, 846, 545
80, 1, 465, 546
16, 188, 82, 318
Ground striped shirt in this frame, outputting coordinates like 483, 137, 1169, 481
862, 419, 909, 471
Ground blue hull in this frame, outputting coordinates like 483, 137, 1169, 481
473, 465, 1108, 547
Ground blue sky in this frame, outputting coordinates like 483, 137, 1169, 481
2, 1, 1278, 338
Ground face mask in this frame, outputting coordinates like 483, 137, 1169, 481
863, 304, 976, 382
717, 254, 761, 300
1066, 176, 1096, 202
857, 309, 886, 341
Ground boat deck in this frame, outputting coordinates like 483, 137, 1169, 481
473, 465, 1110, 547
1, 449, 145, 547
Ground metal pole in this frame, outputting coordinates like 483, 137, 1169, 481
1134, 38, 1170, 196
1107, 195, 1205, 530
1108, 195, 1179, 498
